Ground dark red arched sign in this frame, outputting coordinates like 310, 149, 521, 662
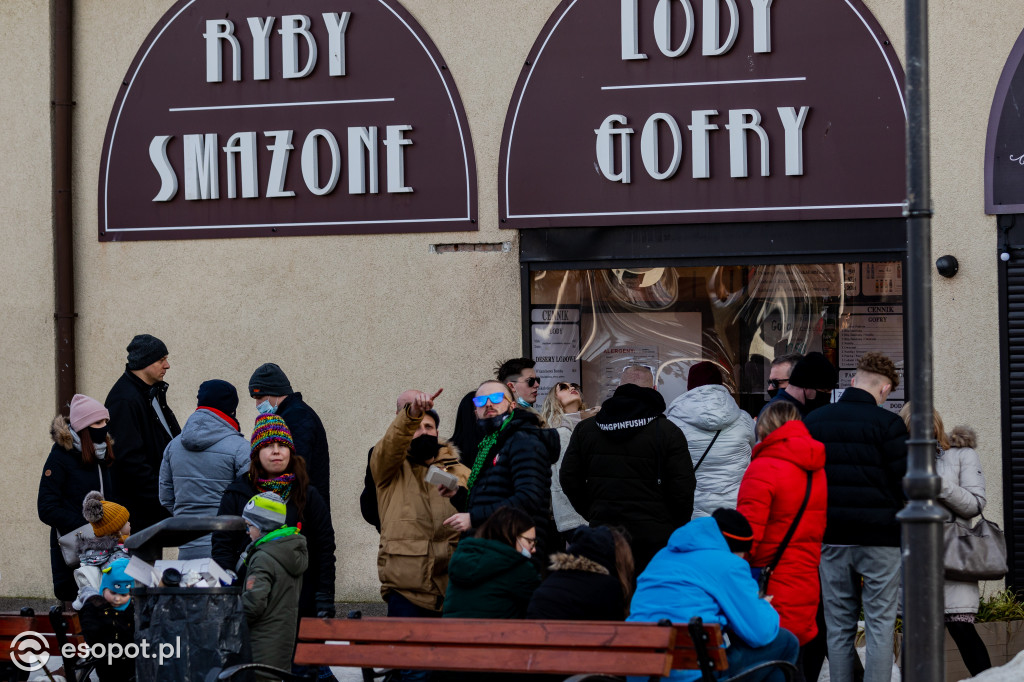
500, 0, 906, 229
99, 0, 477, 241
986, 26, 1024, 214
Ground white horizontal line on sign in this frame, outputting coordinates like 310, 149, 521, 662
601, 77, 806, 91
168, 98, 396, 112
508, 203, 905, 219
107, 216, 470, 231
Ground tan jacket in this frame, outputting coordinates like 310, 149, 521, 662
371, 408, 470, 611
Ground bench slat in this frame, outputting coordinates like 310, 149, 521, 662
295, 642, 673, 676
300, 618, 677, 649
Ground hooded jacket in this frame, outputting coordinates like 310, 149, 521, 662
627, 517, 781, 682
526, 526, 625, 620
213, 474, 335, 618
466, 409, 560, 551
937, 426, 988, 614
560, 384, 695, 572
159, 408, 250, 556
37, 415, 115, 601
804, 387, 908, 546
737, 420, 827, 645
442, 537, 540, 619
105, 368, 180, 531
275, 393, 332, 511
666, 384, 755, 518
372, 407, 470, 612
242, 530, 309, 674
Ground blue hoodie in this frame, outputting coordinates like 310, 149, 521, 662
627, 517, 780, 682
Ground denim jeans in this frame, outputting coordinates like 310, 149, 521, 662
721, 628, 800, 682
819, 545, 900, 682
386, 592, 441, 682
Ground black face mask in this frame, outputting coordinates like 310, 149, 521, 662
88, 425, 108, 445
408, 434, 441, 465
766, 388, 780, 399
804, 391, 832, 413
476, 413, 509, 435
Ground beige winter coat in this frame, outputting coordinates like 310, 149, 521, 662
371, 408, 470, 612
937, 426, 987, 615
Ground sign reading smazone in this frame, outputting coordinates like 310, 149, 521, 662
98, 0, 476, 241
500, 0, 907, 228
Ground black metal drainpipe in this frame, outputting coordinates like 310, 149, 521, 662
899, 0, 945, 680
52, 0, 77, 415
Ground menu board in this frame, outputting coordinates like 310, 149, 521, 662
530, 307, 581, 407
838, 304, 904, 412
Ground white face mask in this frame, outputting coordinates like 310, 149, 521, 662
257, 399, 277, 415
519, 546, 532, 559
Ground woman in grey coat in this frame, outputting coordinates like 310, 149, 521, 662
900, 406, 992, 677
540, 381, 590, 538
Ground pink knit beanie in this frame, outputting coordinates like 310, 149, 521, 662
69, 394, 109, 432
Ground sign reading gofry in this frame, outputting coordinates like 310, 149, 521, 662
99, 0, 477, 241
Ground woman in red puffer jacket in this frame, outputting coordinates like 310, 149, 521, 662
737, 401, 827, 651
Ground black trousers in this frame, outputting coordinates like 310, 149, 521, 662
945, 621, 992, 677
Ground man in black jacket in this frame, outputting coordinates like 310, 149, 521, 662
560, 366, 695, 573
249, 363, 332, 511
105, 334, 180, 533
804, 352, 907, 682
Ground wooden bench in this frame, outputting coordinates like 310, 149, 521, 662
0, 606, 96, 682
219, 615, 796, 681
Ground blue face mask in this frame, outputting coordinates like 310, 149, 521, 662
516, 396, 532, 408
257, 399, 277, 415
519, 546, 532, 559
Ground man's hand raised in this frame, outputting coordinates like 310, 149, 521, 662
408, 388, 443, 418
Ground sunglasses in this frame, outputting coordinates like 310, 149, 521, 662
472, 392, 508, 408
516, 377, 540, 387
556, 382, 581, 392
767, 379, 789, 389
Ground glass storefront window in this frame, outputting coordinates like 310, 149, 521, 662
529, 262, 904, 417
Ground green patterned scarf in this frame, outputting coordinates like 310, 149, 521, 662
467, 414, 513, 490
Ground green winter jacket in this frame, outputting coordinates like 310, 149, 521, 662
242, 528, 309, 677
442, 537, 539, 619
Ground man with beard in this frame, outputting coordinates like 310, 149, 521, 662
444, 380, 559, 567
560, 365, 695, 573
371, 388, 470, 645
760, 351, 838, 418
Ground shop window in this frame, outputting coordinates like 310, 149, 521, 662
529, 262, 904, 417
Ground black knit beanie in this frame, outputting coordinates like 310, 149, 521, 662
197, 379, 239, 419
126, 334, 169, 370
788, 351, 838, 391
249, 363, 293, 398
712, 508, 754, 554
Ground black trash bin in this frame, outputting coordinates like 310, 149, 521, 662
125, 515, 252, 682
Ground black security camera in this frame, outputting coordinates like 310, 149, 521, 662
935, 255, 959, 278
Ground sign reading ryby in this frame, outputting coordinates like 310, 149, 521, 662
500, 0, 906, 228
99, 0, 476, 241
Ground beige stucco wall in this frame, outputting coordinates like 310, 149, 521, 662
0, 0, 1018, 601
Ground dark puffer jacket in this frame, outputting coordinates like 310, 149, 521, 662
213, 474, 335, 618
37, 416, 115, 601
560, 384, 695, 572
526, 526, 625, 620
276, 393, 332, 511
466, 409, 560, 552
442, 537, 540, 619
242, 530, 308, 675
804, 386, 908, 547
105, 368, 180, 531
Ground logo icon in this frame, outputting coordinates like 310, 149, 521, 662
9, 631, 50, 672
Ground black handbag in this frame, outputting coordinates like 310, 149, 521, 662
943, 513, 1008, 581
757, 472, 813, 598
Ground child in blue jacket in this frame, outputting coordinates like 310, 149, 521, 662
627, 509, 798, 681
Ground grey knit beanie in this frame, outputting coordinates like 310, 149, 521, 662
127, 334, 169, 370
242, 492, 287, 533
249, 363, 293, 398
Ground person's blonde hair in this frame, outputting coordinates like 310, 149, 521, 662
898, 403, 951, 450
756, 401, 803, 441
540, 383, 588, 429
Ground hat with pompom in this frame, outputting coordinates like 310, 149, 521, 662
83, 491, 130, 538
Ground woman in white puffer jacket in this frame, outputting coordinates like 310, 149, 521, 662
666, 362, 755, 519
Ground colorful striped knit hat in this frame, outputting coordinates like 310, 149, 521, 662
251, 414, 294, 454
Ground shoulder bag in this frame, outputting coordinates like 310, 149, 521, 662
692, 430, 722, 473
757, 471, 813, 598
56, 465, 104, 568
943, 512, 1008, 582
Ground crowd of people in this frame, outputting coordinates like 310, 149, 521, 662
36, 339, 995, 682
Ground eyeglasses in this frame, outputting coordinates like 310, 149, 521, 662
472, 392, 508, 408
517, 534, 537, 548
556, 382, 581, 392
516, 376, 540, 387
767, 379, 789, 389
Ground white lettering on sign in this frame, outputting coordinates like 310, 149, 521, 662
596, 107, 807, 183
205, 12, 352, 83
150, 125, 414, 201
621, 0, 772, 60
